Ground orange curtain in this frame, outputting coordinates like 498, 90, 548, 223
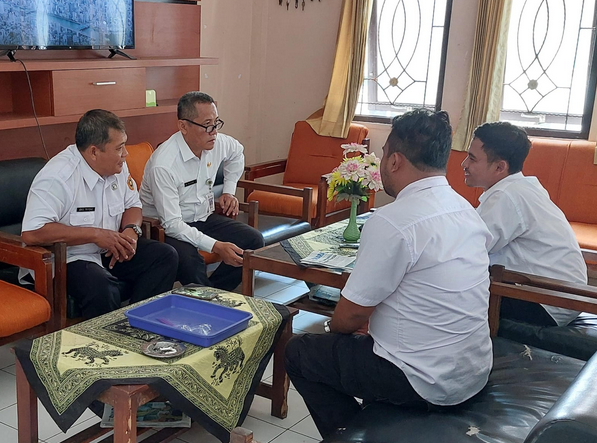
306, 0, 373, 139
452, 0, 512, 151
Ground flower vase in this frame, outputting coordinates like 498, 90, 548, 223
343, 199, 361, 242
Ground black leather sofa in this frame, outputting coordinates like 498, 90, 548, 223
492, 266, 597, 361
0, 157, 48, 284
322, 266, 597, 443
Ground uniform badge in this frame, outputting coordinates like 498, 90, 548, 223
127, 174, 135, 190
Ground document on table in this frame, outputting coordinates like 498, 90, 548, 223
300, 251, 355, 270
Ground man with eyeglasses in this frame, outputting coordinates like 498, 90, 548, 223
140, 91, 264, 291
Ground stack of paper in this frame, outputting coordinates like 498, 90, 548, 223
300, 251, 355, 271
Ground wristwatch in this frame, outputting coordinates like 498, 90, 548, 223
323, 319, 331, 333
122, 223, 142, 238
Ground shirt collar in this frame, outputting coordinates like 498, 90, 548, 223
479, 172, 525, 202
71, 145, 103, 190
395, 175, 449, 201
175, 131, 199, 163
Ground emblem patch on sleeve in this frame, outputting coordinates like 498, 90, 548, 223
127, 175, 135, 190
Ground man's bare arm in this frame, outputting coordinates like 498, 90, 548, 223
330, 296, 376, 334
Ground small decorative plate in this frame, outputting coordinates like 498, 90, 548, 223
142, 339, 186, 358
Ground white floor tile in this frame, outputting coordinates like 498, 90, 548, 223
0, 422, 20, 443
0, 402, 99, 441
0, 344, 15, 370
0, 370, 16, 411
291, 312, 329, 334
2, 365, 16, 376
290, 415, 322, 441
240, 416, 286, 442
247, 386, 310, 429
176, 422, 220, 443
265, 284, 309, 306
44, 417, 105, 443
254, 278, 293, 299
258, 272, 304, 286
269, 429, 319, 443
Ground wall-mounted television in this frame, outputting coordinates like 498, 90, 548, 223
0, 0, 134, 50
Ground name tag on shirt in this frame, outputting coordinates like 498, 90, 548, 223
207, 191, 215, 212
76, 207, 95, 212
184, 179, 198, 187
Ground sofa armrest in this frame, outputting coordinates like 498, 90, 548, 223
142, 200, 259, 243
0, 231, 63, 330
525, 350, 597, 443
237, 180, 312, 223
489, 265, 597, 337
244, 159, 288, 181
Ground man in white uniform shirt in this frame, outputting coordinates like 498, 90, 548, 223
21, 110, 178, 319
285, 109, 493, 438
140, 92, 264, 291
462, 122, 587, 326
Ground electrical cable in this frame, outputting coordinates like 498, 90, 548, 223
14, 57, 50, 160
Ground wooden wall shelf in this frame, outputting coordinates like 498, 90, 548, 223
0, 57, 218, 72
0, 0, 212, 160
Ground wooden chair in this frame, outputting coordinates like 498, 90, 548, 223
0, 231, 64, 344
125, 142, 258, 265
243, 120, 375, 228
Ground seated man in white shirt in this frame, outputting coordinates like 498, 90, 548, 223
285, 109, 494, 439
462, 121, 587, 326
140, 92, 264, 291
21, 109, 178, 319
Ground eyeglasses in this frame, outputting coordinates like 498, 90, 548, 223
182, 118, 225, 133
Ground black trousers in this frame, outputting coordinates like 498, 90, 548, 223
285, 333, 425, 438
164, 213, 264, 292
500, 298, 557, 326
67, 237, 178, 319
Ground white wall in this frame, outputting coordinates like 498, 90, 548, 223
200, 0, 595, 208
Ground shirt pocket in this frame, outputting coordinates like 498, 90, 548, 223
108, 203, 125, 217
69, 212, 95, 226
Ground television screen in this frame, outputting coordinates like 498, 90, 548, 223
0, 0, 134, 50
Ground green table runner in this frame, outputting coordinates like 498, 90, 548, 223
15, 290, 289, 443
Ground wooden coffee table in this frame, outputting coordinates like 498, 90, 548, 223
15, 307, 297, 443
242, 242, 350, 317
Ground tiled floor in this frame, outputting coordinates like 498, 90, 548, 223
0, 272, 328, 443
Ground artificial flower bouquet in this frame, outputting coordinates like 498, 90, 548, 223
325, 142, 383, 203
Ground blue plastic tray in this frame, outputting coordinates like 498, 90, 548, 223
125, 294, 253, 347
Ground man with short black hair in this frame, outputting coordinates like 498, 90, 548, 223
140, 92, 264, 291
21, 109, 178, 319
462, 121, 587, 326
286, 109, 493, 438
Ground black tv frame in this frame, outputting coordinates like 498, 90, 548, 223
0, 0, 136, 53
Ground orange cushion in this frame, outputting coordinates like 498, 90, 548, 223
0, 281, 51, 338
569, 222, 597, 250
283, 121, 369, 186
446, 150, 482, 207
125, 142, 154, 187
557, 140, 597, 224
247, 181, 354, 222
200, 251, 221, 265
525, 137, 570, 203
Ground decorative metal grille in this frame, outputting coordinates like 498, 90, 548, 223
500, 0, 597, 137
356, 0, 452, 120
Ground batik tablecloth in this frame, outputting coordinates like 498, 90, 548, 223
15, 290, 289, 443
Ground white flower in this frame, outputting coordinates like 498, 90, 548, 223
341, 142, 368, 156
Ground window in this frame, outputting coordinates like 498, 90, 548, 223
500, 0, 597, 138
355, 0, 452, 121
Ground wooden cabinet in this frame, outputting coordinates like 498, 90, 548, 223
0, 0, 217, 160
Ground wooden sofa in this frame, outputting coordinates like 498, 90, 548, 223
446, 137, 597, 251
